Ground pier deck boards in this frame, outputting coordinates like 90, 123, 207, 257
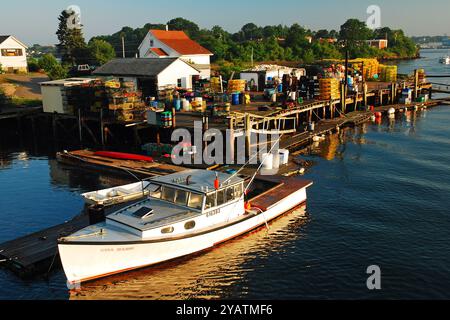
0, 213, 90, 277
0, 201, 145, 278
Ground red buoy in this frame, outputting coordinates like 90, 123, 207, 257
375, 112, 382, 118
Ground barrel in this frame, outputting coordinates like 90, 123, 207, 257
277, 84, 283, 93
279, 149, 290, 165
174, 99, 181, 111
182, 99, 190, 111
232, 93, 240, 105
261, 153, 273, 170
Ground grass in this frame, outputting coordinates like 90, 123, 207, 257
10, 97, 42, 108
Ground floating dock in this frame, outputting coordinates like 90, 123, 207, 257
0, 201, 143, 278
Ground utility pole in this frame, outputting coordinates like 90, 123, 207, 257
122, 36, 125, 58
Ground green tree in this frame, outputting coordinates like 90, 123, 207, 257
56, 9, 87, 65
88, 39, 116, 66
38, 54, 59, 72
167, 17, 200, 38
339, 19, 373, 43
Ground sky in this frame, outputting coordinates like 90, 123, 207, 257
1, 0, 450, 45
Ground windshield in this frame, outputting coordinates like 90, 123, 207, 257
158, 186, 204, 210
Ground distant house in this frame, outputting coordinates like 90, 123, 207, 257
0, 35, 28, 73
367, 39, 388, 49
442, 38, 450, 47
93, 58, 200, 97
319, 38, 338, 44
138, 29, 213, 79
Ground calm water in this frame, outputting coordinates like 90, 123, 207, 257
1, 50, 450, 300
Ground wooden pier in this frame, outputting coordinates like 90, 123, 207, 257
0, 200, 146, 278
56, 149, 187, 178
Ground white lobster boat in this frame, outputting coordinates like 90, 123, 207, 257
59, 169, 312, 284
82, 181, 151, 206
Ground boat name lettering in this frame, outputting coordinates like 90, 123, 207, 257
100, 247, 135, 252
206, 208, 221, 218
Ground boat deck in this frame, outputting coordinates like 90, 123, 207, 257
250, 176, 312, 211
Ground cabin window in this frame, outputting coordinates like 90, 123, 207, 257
161, 187, 177, 203
188, 193, 203, 210
205, 193, 216, 209
161, 226, 174, 234
226, 187, 236, 202
175, 190, 188, 206
217, 189, 226, 206
184, 221, 196, 230
234, 184, 244, 199
150, 39, 154, 47
149, 184, 162, 199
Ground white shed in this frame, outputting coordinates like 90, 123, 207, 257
40, 78, 96, 114
93, 58, 200, 97
0, 35, 28, 73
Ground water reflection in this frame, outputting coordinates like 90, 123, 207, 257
70, 206, 309, 300
49, 159, 133, 192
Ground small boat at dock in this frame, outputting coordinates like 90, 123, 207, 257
439, 56, 450, 65
82, 181, 151, 206
58, 169, 312, 284
94, 151, 154, 162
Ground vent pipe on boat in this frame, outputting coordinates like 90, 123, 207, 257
88, 204, 106, 225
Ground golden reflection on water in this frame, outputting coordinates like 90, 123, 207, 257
70, 206, 309, 300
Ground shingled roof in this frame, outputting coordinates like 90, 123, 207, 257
150, 30, 213, 56
0, 36, 11, 45
93, 58, 199, 77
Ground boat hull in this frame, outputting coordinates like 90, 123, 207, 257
59, 187, 308, 284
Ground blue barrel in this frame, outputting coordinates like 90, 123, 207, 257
232, 93, 240, 105
174, 99, 181, 111
277, 84, 283, 93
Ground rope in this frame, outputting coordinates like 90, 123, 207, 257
46, 249, 59, 277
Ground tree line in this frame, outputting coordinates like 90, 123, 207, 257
34, 13, 419, 80
93, 17, 419, 63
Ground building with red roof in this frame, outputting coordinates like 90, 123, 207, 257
138, 29, 213, 79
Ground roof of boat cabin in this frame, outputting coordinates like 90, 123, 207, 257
150, 169, 245, 194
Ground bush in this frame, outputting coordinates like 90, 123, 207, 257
38, 54, 59, 72
47, 64, 68, 80
28, 58, 41, 72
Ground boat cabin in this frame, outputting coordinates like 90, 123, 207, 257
106, 170, 246, 238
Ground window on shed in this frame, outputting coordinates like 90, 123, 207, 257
177, 78, 182, 88
1, 49, 22, 57
150, 39, 154, 47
